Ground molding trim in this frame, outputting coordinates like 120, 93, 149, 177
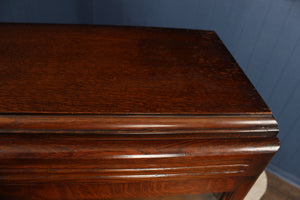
0, 114, 278, 138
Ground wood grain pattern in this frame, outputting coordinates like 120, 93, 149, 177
0, 0, 298, 186
0, 137, 279, 184
0, 114, 278, 139
0, 24, 279, 200
218, 177, 259, 200
0, 178, 240, 200
0, 23, 270, 114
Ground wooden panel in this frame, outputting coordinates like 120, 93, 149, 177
0, 137, 278, 184
0, 24, 270, 114
0, 178, 237, 200
0, 135, 279, 198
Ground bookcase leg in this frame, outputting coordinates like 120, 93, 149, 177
217, 177, 258, 200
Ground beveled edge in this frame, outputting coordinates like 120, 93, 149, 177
0, 114, 278, 137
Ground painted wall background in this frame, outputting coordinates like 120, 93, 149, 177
0, 0, 299, 187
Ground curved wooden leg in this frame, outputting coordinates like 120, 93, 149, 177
217, 177, 258, 200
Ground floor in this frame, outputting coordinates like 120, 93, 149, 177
261, 172, 300, 200
114, 172, 300, 200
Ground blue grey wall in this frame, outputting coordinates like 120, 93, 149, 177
1, 0, 300, 187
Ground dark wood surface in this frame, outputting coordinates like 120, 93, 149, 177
0, 23, 270, 114
106, 171, 300, 200
0, 24, 279, 200
0, 114, 278, 139
112, 193, 215, 200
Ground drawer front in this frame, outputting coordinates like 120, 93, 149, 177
0, 135, 279, 199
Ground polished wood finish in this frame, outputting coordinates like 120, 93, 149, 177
105, 172, 300, 200
113, 193, 215, 200
0, 114, 278, 139
0, 23, 270, 114
0, 24, 279, 200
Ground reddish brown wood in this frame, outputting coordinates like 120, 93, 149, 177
218, 176, 260, 200
0, 178, 246, 200
0, 23, 270, 114
0, 114, 278, 139
0, 137, 278, 199
0, 23, 279, 200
